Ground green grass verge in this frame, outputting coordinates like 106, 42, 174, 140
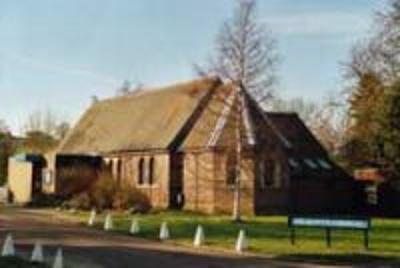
59, 210, 400, 265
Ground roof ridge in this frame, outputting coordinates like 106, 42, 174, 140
99, 77, 221, 104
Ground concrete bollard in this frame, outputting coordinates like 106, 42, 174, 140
193, 225, 205, 247
1, 233, 15, 257
52, 248, 63, 268
159, 221, 170, 240
88, 208, 96, 227
31, 240, 44, 263
235, 229, 248, 253
129, 218, 140, 235
104, 213, 113, 231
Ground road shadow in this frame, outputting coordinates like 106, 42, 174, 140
274, 253, 400, 267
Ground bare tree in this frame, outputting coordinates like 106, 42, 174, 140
116, 80, 145, 96
271, 95, 349, 154
200, 0, 278, 101
22, 110, 70, 140
271, 97, 319, 124
116, 80, 132, 96
197, 0, 279, 221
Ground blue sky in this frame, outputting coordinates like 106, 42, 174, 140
0, 0, 385, 133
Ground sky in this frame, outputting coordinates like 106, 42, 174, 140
0, 0, 386, 134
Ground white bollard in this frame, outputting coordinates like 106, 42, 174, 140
88, 208, 96, 226
235, 229, 248, 253
31, 240, 44, 263
159, 221, 170, 240
104, 213, 113, 231
193, 225, 205, 247
1, 233, 15, 257
129, 218, 140, 235
52, 248, 63, 268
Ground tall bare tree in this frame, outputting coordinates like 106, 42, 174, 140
202, 0, 278, 101
198, 0, 278, 221
22, 110, 70, 140
272, 95, 349, 155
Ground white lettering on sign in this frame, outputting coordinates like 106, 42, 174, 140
292, 218, 369, 229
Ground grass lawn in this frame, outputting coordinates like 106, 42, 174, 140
58, 210, 400, 265
0, 256, 48, 268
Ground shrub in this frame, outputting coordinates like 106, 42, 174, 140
57, 166, 98, 198
65, 170, 151, 212
28, 193, 63, 208
90, 171, 118, 210
66, 192, 92, 210
112, 183, 151, 212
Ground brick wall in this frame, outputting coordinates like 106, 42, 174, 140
183, 150, 255, 216
183, 151, 216, 213
108, 152, 170, 209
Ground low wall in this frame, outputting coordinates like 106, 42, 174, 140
0, 186, 8, 203
8, 158, 33, 204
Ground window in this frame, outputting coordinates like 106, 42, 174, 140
318, 159, 332, 169
105, 158, 112, 173
148, 157, 155, 185
42, 169, 53, 185
116, 159, 123, 182
264, 160, 274, 187
138, 158, 145, 185
262, 160, 282, 188
304, 158, 318, 169
226, 152, 236, 186
288, 158, 299, 169
258, 159, 266, 188
273, 162, 282, 188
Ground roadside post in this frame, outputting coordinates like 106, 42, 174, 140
288, 216, 371, 250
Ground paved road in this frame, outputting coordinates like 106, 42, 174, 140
0, 208, 375, 268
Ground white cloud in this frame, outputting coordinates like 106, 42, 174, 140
265, 12, 372, 35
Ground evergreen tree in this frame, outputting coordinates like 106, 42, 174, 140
379, 81, 400, 180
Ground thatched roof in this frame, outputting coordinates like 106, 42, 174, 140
58, 78, 221, 154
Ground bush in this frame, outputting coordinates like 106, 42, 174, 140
91, 171, 118, 209
112, 183, 151, 212
57, 166, 98, 198
66, 170, 151, 212
66, 192, 92, 210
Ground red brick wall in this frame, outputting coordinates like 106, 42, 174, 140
183, 150, 255, 216
183, 151, 216, 213
106, 152, 170, 209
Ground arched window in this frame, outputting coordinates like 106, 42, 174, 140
264, 159, 274, 187
117, 159, 123, 183
148, 157, 155, 185
138, 158, 145, 185
262, 159, 282, 188
226, 152, 236, 186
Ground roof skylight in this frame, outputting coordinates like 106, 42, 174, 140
318, 159, 332, 169
304, 159, 318, 169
